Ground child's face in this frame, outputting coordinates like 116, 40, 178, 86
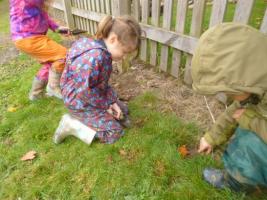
104, 33, 135, 61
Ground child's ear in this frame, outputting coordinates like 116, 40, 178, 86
109, 33, 118, 44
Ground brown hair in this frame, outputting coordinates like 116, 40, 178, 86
95, 15, 142, 51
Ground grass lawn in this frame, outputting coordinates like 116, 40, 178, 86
0, 0, 266, 199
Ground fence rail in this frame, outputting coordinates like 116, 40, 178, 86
50, 0, 267, 84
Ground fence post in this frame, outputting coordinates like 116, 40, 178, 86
112, 0, 131, 16
111, 0, 132, 73
62, 0, 75, 29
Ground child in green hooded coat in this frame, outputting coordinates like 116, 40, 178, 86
191, 22, 267, 192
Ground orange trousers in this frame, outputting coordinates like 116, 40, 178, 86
15, 35, 67, 73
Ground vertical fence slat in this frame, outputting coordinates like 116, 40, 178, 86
132, 0, 141, 21
171, 0, 188, 78
100, 0, 105, 13
84, 0, 90, 34
209, 0, 227, 27
112, 0, 131, 16
96, 0, 101, 13
140, 0, 149, 61
91, 0, 98, 33
184, 0, 206, 85
150, 0, 161, 66
160, 0, 173, 72
233, 0, 255, 23
105, 0, 111, 14
87, 0, 93, 35
62, 0, 75, 28
260, 8, 267, 34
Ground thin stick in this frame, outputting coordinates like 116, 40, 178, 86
204, 96, 215, 123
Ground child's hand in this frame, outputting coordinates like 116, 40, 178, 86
57, 26, 70, 35
198, 137, 213, 154
232, 108, 245, 121
109, 103, 122, 120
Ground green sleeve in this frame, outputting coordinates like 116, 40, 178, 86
204, 101, 240, 147
237, 108, 267, 144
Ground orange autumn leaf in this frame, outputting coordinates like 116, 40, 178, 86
21, 150, 37, 161
178, 145, 189, 158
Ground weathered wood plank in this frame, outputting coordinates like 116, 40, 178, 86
233, 0, 255, 24
171, 0, 188, 78
105, 0, 112, 14
71, 7, 107, 23
95, 0, 101, 13
99, 0, 105, 13
209, 0, 227, 27
150, 0, 161, 66
61, 0, 75, 28
141, 24, 198, 54
260, 8, 267, 34
184, 0, 206, 85
160, 0, 173, 72
140, 0, 149, 61
112, 0, 131, 16
132, 0, 141, 21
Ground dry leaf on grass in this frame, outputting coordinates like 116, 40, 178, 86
178, 145, 189, 158
119, 149, 127, 156
7, 106, 18, 112
20, 150, 37, 161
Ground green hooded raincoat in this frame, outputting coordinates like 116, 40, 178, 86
191, 22, 267, 147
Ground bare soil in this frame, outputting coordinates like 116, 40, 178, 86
111, 61, 224, 130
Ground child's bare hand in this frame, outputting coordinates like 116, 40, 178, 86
57, 26, 70, 35
109, 103, 122, 120
232, 108, 245, 121
198, 137, 213, 154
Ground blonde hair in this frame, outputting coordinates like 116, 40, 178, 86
43, 0, 54, 12
95, 15, 142, 51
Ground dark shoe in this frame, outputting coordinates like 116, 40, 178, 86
203, 168, 228, 189
120, 117, 131, 128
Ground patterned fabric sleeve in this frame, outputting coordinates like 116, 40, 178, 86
106, 86, 118, 105
83, 55, 117, 110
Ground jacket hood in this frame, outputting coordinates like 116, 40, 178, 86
191, 22, 267, 97
67, 38, 108, 61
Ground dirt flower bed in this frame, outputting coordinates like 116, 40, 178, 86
111, 61, 225, 131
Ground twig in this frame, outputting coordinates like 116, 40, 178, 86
203, 96, 215, 123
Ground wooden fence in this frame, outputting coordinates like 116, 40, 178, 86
50, 0, 267, 84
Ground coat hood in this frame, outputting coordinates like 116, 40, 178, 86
191, 22, 267, 97
67, 38, 108, 61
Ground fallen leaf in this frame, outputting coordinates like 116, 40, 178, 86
21, 150, 37, 161
178, 145, 189, 158
119, 149, 127, 156
7, 106, 18, 112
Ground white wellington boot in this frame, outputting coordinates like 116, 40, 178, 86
54, 114, 96, 145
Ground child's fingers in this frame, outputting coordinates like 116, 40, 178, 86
206, 147, 212, 154
232, 108, 245, 120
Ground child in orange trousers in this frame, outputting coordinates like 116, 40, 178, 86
10, 0, 68, 100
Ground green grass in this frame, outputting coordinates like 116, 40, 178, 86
0, 0, 267, 199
